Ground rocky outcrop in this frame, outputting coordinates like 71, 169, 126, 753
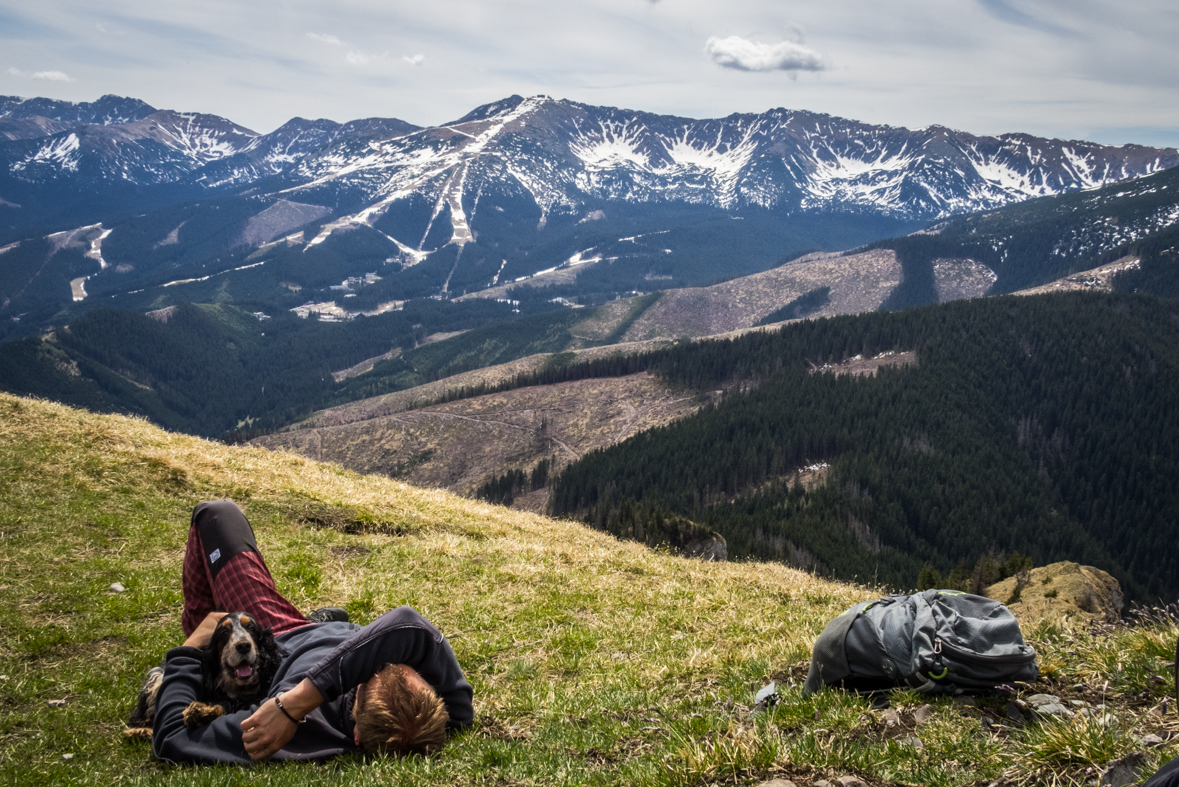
984, 561, 1124, 623
683, 533, 727, 562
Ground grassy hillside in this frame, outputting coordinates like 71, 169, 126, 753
3, 393, 1179, 786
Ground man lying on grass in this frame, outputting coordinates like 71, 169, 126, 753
151, 499, 474, 764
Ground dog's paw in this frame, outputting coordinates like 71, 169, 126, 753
122, 727, 153, 741
183, 701, 225, 728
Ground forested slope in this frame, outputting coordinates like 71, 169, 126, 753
0, 299, 517, 437
549, 291, 1179, 603
866, 161, 1179, 303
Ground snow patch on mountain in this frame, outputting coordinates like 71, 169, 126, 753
15, 132, 81, 173
156, 113, 253, 162
570, 119, 650, 170
86, 227, 112, 270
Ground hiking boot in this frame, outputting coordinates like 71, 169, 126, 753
306, 607, 349, 623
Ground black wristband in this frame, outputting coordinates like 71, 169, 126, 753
274, 693, 305, 724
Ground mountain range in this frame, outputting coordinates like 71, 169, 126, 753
2, 93, 1178, 336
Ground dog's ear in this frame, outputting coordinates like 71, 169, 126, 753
200, 622, 228, 697
255, 627, 284, 685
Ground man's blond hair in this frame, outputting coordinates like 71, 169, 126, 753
354, 663, 448, 756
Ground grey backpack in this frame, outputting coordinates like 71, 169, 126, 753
803, 589, 1038, 696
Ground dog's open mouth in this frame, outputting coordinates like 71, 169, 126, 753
235, 666, 254, 680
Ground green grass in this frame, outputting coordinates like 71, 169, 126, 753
2, 392, 1179, 786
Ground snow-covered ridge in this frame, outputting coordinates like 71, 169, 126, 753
3, 93, 1178, 225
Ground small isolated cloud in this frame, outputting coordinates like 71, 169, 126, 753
306, 32, 344, 46
705, 35, 825, 72
8, 67, 73, 82
402, 53, 425, 66
345, 50, 375, 65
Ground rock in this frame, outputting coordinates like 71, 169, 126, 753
953, 696, 977, 707
814, 781, 832, 787
898, 736, 924, 749
60, 753, 73, 761
913, 704, 935, 724
48, 699, 66, 708
837, 777, 869, 787
1026, 694, 1062, 707
1005, 701, 1027, 723
1136, 733, 1164, 747
1026, 694, 1074, 716
882, 709, 901, 728
1100, 752, 1146, 787
683, 533, 727, 561
110, 582, 125, 593
1035, 703, 1072, 716
755, 780, 798, 787
984, 561, 1123, 624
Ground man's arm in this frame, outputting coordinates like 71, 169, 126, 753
184, 611, 225, 648
239, 679, 323, 760
302, 606, 474, 729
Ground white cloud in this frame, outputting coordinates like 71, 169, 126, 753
704, 35, 825, 73
306, 32, 344, 46
8, 67, 74, 82
345, 50, 375, 65
402, 53, 425, 66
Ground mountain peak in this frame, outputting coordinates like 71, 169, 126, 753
447, 95, 528, 125
0, 94, 156, 125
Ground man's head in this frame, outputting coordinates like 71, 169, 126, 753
353, 664, 449, 756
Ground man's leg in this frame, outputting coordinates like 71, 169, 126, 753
181, 500, 310, 637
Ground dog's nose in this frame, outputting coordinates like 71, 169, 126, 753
235, 641, 252, 654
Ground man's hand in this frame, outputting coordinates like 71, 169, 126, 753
182, 611, 226, 648
240, 678, 324, 760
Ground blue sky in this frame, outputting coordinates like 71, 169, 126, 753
2, 0, 1177, 147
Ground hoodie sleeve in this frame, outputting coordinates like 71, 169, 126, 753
151, 646, 254, 765
302, 606, 474, 730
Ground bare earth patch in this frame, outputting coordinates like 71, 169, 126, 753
620, 249, 903, 341
1015, 256, 1141, 296
810, 350, 917, 377
254, 372, 708, 499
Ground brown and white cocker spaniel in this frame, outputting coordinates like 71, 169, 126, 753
124, 612, 284, 739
